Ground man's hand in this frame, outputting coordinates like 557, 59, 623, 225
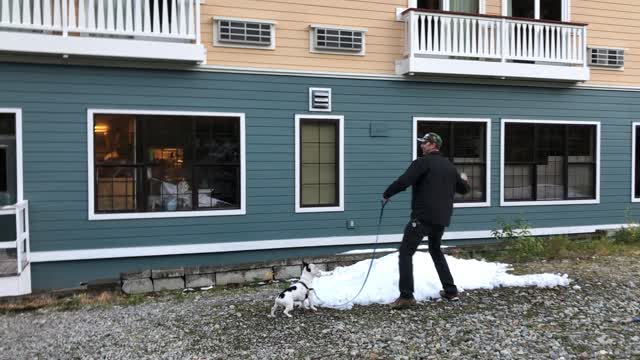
460, 172, 468, 182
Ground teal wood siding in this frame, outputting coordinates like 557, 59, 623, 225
1, 63, 639, 289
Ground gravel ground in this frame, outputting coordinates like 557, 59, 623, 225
1, 255, 639, 360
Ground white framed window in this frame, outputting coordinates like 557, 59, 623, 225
411, 0, 487, 14
0, 109, 22, 207
632, 123, 640, 202
309, 25, 367, 56
500, 119, 600, 207
295, 115, 344, 213
87, 109, 246, 220
413, 117, 491, 208
213, 16, 276, 50
502, 0, 570, 22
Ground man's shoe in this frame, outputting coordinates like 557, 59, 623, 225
439, 290, 460, 302
390, 297, 417, 309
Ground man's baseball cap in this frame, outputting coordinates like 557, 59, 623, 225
417, 132, 443, 148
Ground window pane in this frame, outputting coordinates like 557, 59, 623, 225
318, 184, 337, 204
504, 165, 533, 200
194, 166, 240, 209
0, 148, 6, 192
94, 114, 242, 214
300, 120, 338, 207
319, 143, 336, 164
96, 166, 137, 211
505, 123, 534, 162
418, 121, 487, 203
454, 164, 484, 201
143, 116, 192, 211
418, 0, 441, 9
536, 156, 564, 200
302, 185, 320, 205
94, 115, 136, 164
510, 0, 534, 18
504, 122, 597, 202
450, 0, 479, 13
535, 124, 564, 200
452, 122, 484, 162
568, 125, 594, 162
319, 164, 336, 183
301, 164, 319, 185
195, 117, 240, 163
568, 164, 594, 198
540, 0, 561, 20
0, 113, 15, 135
636, 126, 640, 198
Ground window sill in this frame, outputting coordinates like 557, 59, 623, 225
295, 206, 344, 213
89, 208, 246, 221
454, 201, 490, 208
500, 199, 599, 207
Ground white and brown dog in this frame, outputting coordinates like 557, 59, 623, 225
270, 261, 321, 318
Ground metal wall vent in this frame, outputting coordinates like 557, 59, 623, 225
314, 28, 364, 52
309, 88, 332, 112
589, 47, 624, 68
214, 17, 275, 49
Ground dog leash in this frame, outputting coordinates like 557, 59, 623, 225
313, 201, 387, 307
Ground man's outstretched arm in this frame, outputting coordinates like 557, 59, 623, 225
383, 161, 425, 200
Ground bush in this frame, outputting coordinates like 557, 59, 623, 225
612, 208, 640, 244
544, 235, 571, 259
492, 216, 544, 262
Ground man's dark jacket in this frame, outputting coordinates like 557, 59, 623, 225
383, 151, 470, 227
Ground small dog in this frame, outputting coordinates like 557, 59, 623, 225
270, 261, 321, 318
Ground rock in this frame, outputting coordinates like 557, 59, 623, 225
153, 277, 184, 291
122, 278, 153, 294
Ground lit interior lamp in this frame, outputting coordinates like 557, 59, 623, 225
94, 124, 109, 134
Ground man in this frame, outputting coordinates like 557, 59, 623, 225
382, 132, 470, 309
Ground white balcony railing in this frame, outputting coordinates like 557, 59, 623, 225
0, 0, 204, 62
398, 9, 589, 81
0, 200, 30, 276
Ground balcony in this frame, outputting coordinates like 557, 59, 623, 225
397, 9, 589, 82
0, 0, 205, 62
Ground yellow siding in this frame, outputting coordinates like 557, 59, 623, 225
573, 0, 640, 86
201, 0, 640, 87
486, 0, 502, 16
202, 0, 405, 74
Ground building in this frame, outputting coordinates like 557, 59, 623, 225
0, 0, 638, 296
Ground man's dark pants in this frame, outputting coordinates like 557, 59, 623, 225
398, 220, 457, 299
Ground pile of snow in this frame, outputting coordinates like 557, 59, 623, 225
312, 252, 570, 309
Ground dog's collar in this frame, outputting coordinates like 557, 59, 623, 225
298, 281, 312, 291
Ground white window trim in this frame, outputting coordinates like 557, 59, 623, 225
295, 114, 345, 213
87, 109, 246, 221
309, 24, 367, 56
500, 119, 600, 207
413, 117, 491, 208
632, 122, 640, 202
212, 16, 277, 50
407, 0, 487, 14
0, 108, 23, 203
501, 0, 570, 22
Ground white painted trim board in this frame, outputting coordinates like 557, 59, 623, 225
31, 223, 628, 262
